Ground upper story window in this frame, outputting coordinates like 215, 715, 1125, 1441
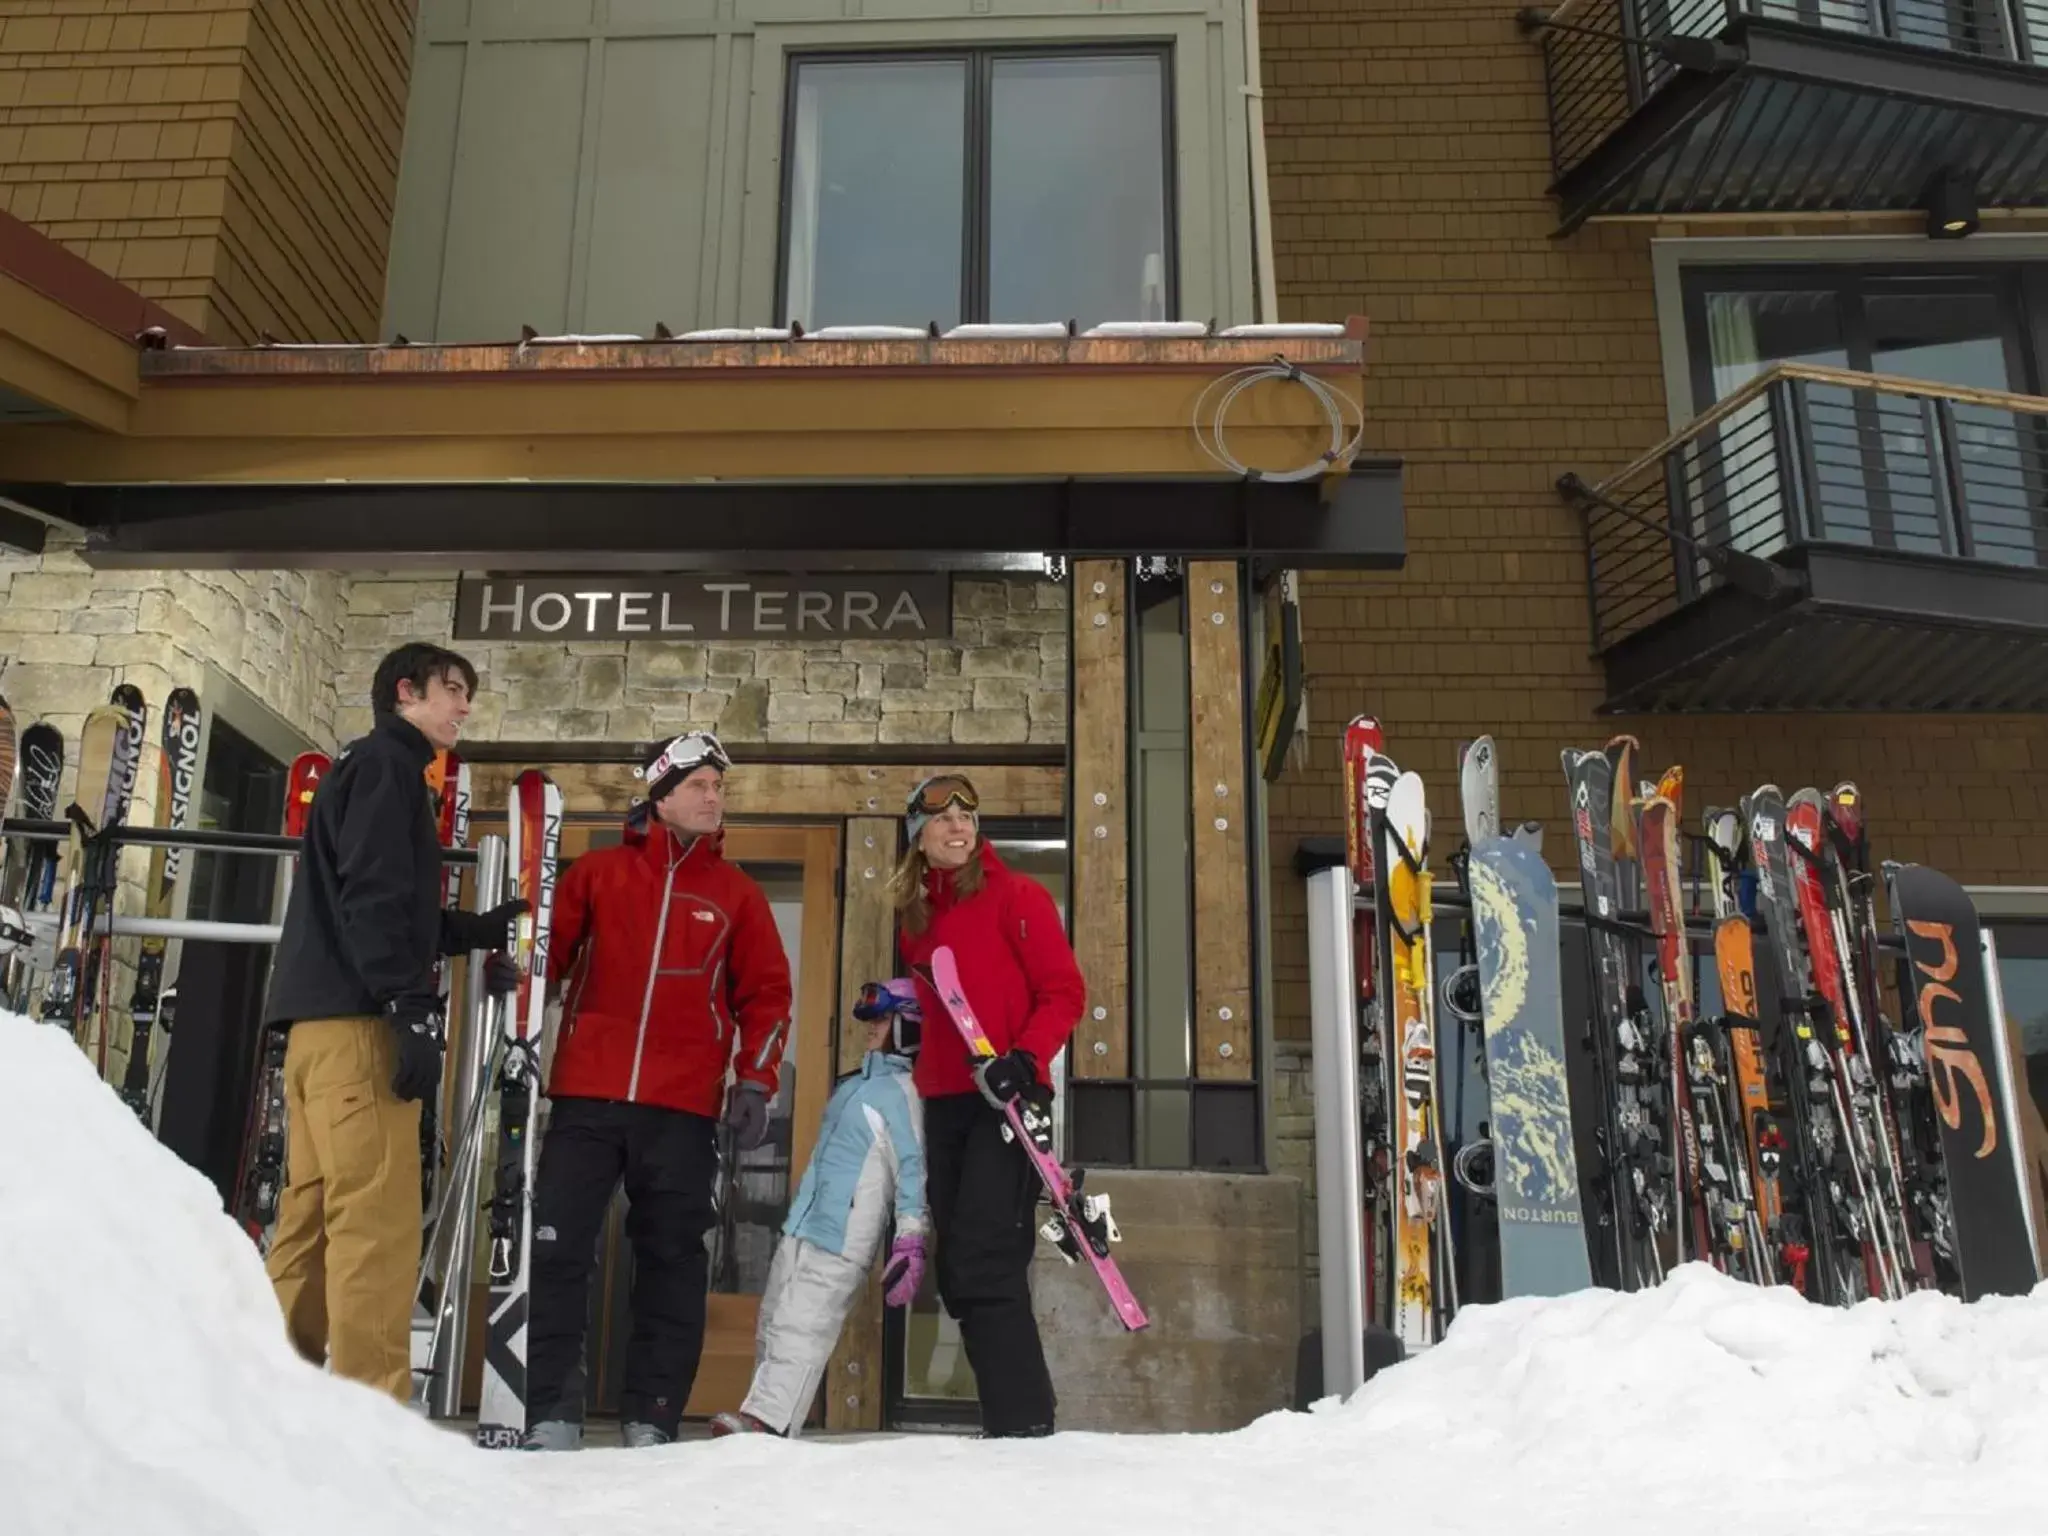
1682, 264, 2042, 408
778, 48, 1174, 332
1677, 261, 2048, 567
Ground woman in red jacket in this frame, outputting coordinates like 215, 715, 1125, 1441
892, 773, 1085, 1438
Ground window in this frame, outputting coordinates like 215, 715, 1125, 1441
1680, 263, 2048, 566
779, 48, 1174, 330
1990, 920, 2048, 1136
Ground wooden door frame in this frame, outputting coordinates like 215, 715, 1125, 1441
457, 759, 1068, 1426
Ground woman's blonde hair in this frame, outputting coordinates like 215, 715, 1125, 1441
888, 837, 986, 936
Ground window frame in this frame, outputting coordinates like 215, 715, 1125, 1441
1677, 260, 2046, 413
773, 42, 1181, 330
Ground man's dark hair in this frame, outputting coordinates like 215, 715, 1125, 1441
372, 642, 479, 716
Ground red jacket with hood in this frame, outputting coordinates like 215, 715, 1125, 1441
900, 842, 1086, 1099
547, 818, 793, 1118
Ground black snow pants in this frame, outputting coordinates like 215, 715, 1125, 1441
924, 1090, 1056, 1435
524, 1096, 719, 1436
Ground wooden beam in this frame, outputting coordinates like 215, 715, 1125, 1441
467, 761, 1062, 823
0, 347, 1368, 484
1068, 559, 1129, 1080
1187, 560, 1253, 1082
0, 269, 142, 431
784, 824, 844, 1196
824, 814, 902, 1432
0, 422, 1360, 484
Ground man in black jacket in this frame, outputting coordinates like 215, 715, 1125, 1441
262, 642, 525, 1402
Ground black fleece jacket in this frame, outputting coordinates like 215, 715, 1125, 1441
263, 713, 456, 1026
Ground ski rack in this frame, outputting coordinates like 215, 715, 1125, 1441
1297, 844, 1911, 953
2, 815, 482, 865
2, 818, 480, 951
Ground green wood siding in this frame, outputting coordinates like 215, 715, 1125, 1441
383, 0, 1255, 339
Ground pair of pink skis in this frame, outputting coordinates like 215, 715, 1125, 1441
928, 946, 1149, 1331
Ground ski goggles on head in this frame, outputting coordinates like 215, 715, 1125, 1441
905, 774, 979, 819
853, 978, 923, 1057
637, 731, 732, 790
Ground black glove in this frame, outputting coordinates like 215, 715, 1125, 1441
481, 951, 521, 1000
384, 994, 445, 1104
445, 899, 530, 956
973, 1049, 1038, 1110
724, 1081, 772, 1151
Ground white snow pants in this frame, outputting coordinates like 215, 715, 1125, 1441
740, 1169, 894, 1435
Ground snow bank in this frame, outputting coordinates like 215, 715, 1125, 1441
4, 1009, 2045, 1536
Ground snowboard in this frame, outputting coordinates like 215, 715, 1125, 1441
1458, 736, 1499, 846
1469, 836, 1591, 1297
1887, 864, 2039, 1300
476, 767, 564, 1447
929, 943, 1149, 1332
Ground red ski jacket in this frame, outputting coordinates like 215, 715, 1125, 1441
548, 820, 792, 1118
901, 843, 1086, 1100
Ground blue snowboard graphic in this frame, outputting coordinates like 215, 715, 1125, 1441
1471, 838, 1594, 1298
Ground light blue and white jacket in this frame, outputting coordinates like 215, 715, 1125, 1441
780, 1049, 927, 1260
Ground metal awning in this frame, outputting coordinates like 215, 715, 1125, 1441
0, 472, 1407, 575
1537, 10, 2048, 232
1598, 545, 2048, 711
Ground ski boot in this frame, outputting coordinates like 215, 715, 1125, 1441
520, 1420, 583, 1452
621, 1421, 673, 1449
710, 1410, 778, 1437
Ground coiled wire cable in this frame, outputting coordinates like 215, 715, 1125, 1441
1192, 356, 1366, 483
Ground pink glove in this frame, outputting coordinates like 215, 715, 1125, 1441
882, 1233, 925, 1308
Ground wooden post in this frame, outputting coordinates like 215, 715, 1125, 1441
823, 815, 900, 1430
1187, 560, 1253, 1081
1069, 558, 1130, 1079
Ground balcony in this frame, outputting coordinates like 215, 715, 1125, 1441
1528, 0, 2048, 232
1560, 363, 2048, 710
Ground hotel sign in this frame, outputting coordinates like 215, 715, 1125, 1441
453, 574, 952, 642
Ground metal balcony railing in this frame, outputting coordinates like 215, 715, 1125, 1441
1538, 0, 2048, 184
1571, 363, 2048, 651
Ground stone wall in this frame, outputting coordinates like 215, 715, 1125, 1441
0, 535, 345, 1076
0, 534, 345, 807
331, 574, 1070, 750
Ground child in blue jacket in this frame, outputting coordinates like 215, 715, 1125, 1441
711, 979, 927, 1437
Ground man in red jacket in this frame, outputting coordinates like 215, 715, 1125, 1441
521, 731, 793, 1451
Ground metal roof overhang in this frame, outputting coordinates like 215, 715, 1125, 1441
1, 473, 1407, 575
1554, 21, 2048, 233
1598, 543, 2048, 711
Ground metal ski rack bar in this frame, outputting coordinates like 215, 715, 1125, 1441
2, 816, 481, 865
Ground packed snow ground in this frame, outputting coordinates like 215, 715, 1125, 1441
4, 1011, 2046, 1536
